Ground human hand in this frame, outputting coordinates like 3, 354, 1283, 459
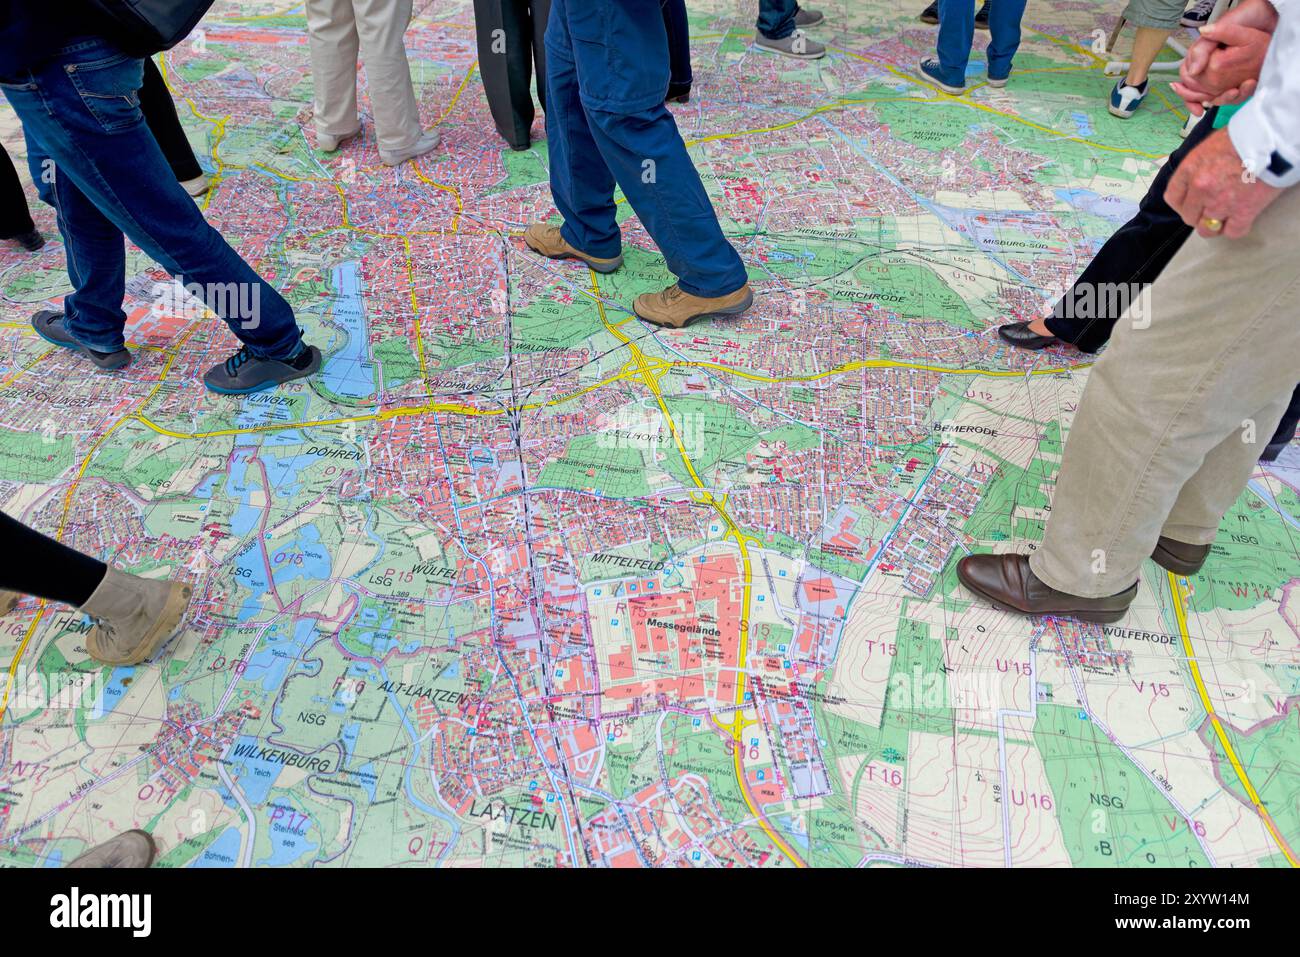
1165, 127, 1282, 238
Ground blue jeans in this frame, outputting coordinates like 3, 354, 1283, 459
935, 0, 1026, 87
756, 0, 799, 40
545, 0, 748, 298
0, 39, 302, 359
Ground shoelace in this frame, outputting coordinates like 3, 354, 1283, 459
224, 345, 253, 377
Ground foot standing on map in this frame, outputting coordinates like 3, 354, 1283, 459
917, 0, 1027, 94
305, 0, 439, 165
523, 0, 753, 330
0, 20, 322, 395
472, 0, 550, 151
958, 0, 1299, 622
1107, 0, 1187, 118
754, 1, 828, 60
0, 512, 190, 666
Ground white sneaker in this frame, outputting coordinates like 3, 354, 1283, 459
379, 131, 441, 167
179, 175, 209, 197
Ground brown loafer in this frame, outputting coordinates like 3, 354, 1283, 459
957, 553, 1137, 624
522, 223, 623, 274
1150, 536, 1210, 575
633, 282, 754, 329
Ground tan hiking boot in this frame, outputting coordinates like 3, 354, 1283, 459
0, 590, 18, 616
633, 282, 754, 329
522, 223, 623, 274
68, 830, 158, 868
80, 568, 192, 666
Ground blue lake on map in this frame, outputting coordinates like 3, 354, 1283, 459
321, 261, 377, 401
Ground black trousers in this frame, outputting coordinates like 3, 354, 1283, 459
0, 143, 35, 239
1044, 110, 1300, 451
474, 0, 551, 150
140, 56, 203, 182
663, 0, 692, 101
0, 512, 106, 608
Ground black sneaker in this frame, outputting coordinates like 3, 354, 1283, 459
203, 343, 320, 395
5, 229, 44, 252
997, 321, 1060, 350
919, 1, 939, 23
1180, 0, 1215, 28
31, 309, 130, 370
975, 1, 990, 29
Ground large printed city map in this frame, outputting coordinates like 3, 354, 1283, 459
0, 0, 1296, 868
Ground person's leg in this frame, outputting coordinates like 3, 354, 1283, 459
1125, 26, 1172, 89
934, 0, 976, 88
22, 130, 131, 353
585, 105, 747, 297
1037, 110, 1215, 349
530, 0, 550, 113
756, 0, 799, 39
1262, 384, 1300, 460
475, 0, 539, 149
0, 143, 36, 239
0, 512, 106, 607
984, 0, 1027, 81
572, 0, 746, 298
352, 0, 422, 153
138, 57, 203, 182
543, 0, 620, 258
662, 0, 693, 101
3, 43, 304, 361
305, 0, 362, 142
1029, 185, 1300, 598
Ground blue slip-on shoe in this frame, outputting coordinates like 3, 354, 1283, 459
1108, 78, 1148, 118
203, 343, 321, 395
31, 309, 130, 371
916, 58, 965, 95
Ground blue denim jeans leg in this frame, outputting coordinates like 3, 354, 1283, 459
937, 0, 1026, 86
756, 0, 799, 40
545, 0, 748, 299
0, 39, 303, 359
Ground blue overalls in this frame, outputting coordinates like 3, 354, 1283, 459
544, 0, 748, 299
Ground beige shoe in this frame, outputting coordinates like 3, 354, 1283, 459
380, 130, 440, 166
0, 590, 19, 616
80, 568, 192, 666
633, 282, 754, 329
180, 175, 210, 197
522, 223, 623, 274
68, 830, 157, 868
316, 124, 361, 152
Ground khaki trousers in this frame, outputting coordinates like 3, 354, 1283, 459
1031, 184, 1300, 598
306, 0, 422, 152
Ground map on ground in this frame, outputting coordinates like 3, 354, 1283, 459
0, 0, 1296, 868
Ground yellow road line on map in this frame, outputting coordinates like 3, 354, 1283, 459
587, 272, 806, 867
1167, 571, 1298, 867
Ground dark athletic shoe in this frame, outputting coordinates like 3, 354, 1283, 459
795, 6, 825, 27
919, 1, 939, 23
957, 553, 1137, 624
975, 1, 991, 29
31, 309, 130, 370
203, 343, 321, 395
998, 321, 1060, 350
1150, 537, 1210, 575
5, 228, 44, 251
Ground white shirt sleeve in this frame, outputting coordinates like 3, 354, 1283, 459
1228, 0, 1300, 188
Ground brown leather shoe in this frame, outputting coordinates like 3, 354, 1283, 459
522, 223, 623, 274
957, 553, 1137, 624
633, 282, 754, 329
1151, 536, 1211, 575
68, 830, 157, 868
